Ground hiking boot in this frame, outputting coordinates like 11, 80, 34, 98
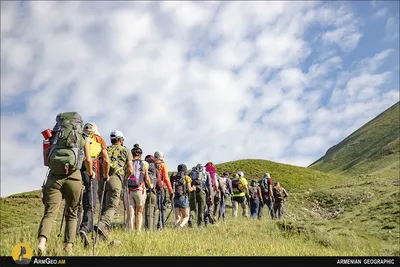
37, 244, 46, 256
63, 243, 73, 256
94, 224, 109, 240
37, 236, 46, 256
79, 230, 90, 248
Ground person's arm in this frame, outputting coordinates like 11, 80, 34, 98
269, 183, 274, 201
186, 176, 194, 192
99, 137, 110, 179
227, 179, 233, 195
257, 186, 263, 200
162, 163, 174, 196
144, 162, 152, 189
83, 140, 93, 177
214, 174, 219, 192
124, 150, 134, 180
283, 188, 288, 198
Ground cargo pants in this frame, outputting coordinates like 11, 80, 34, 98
144, 190, 158, 230
189, 189, 206, 227
38, 173, 84, 244
97, 176, 122, 230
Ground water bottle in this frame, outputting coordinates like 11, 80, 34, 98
43, 140, 51, 166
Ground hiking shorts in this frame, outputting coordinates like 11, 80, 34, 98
129, 188, 147, 207
173, 195, 189, 209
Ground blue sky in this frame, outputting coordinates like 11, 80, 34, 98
1, 1, 399, 197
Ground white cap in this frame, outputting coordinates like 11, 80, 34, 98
110, 130, 126, 141
264, 173, 271, 179
238, 171, 244, 177
154, 151, 164, 160
84, 123, 100, 135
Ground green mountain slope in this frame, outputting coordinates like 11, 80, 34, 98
309, 101, 400, 178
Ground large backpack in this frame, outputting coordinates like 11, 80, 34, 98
249, 185, 258, 200
47, 112, 85, 176
172, 172, 187, 197
205, 165, 216, 187
273, 186, 285, 202
231, 178, 244, 194
218, 175, 227, 193
107, 145, 126, 178
85, 134, 103, 179
259, 178, 272, 196
146, 156, 163, 191
127, 160, 145, 191
190, 170, 207, 191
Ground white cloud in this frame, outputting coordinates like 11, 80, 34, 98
384, 16, 399, 41
0, 1, 398, 197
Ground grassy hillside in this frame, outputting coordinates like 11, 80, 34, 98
309, 101, 400, 178
1, 159, 398, 256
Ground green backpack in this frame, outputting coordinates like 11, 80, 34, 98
47, 112, 85, 176
107, 145, 126, 178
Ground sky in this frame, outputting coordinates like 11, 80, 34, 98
1, 1, 399, 197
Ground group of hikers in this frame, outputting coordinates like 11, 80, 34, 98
37, 112, 288, 255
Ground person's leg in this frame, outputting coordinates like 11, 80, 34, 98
63, 178, 84, 252
98, 177, 122, 236
198, 191, 206, 227
37, 177, 63, 254
278, 202, 284, 219
144, 191, 151, 230
135, 190, 146, 231
78, 171, 89, 234
258, 198, 265, 219
232, 199, 238, 218
178, 197, 190, 227
240, 197, 248, 218
188, 192, 196, 228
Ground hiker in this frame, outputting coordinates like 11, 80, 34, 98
205, 162, 219, 222
231, 171, 249, 218
248, 180, 263, 219
38, 112, 92, 255
202, 166, 216, 225
143, 154, 163, 231
126, 144, 152, 232
258, 173, 274, 219
272, 182, 289, 220
170, 164, 194, 229
154, 151, 174, 231
218, 171, 232, 222
77, 123, 110, 247
188, 164, 212, 227
94, 130, 133, 240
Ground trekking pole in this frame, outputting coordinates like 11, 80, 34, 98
58, 200, 66, 238
94, 180, 107, 253
126, 181, 132, 230
90, 179, 95, 257
122, 187, 126, 227
193, 189, 197, 226
158, 191, 162, 231
149, 187, 152, 231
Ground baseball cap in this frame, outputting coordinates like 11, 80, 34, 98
264, 173, 271, 179
84, 123, 100, 135
154, 151, 164, 160
110, 130, 126, 141
238, 171, 244, 177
